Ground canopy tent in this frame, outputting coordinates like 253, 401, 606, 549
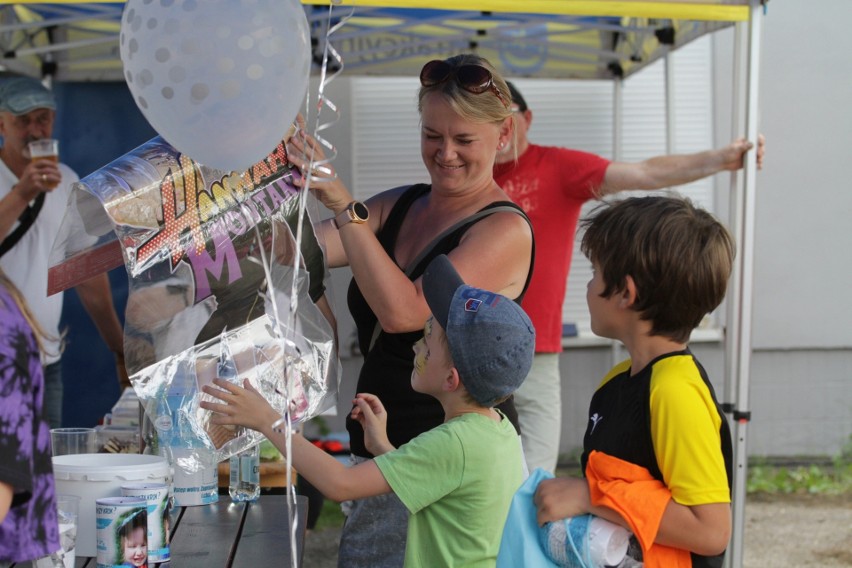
1, 1, 747, 81
0, 2, 764, 566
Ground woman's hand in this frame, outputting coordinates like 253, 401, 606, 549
286, 115, 353, 214
200, 378, 281, 436
350, 393, 395, 456
534, 477, 592, 526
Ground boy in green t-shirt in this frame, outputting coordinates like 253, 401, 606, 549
201, 254, 535, 567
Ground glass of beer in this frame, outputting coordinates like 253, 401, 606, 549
28, 138, 59, 189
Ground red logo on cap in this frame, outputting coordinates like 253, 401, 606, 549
464, 298, 482, 312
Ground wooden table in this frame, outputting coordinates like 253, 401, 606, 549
67, 494, 307, 567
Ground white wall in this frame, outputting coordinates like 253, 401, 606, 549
702, 1, 852, 457
714, 1, 852, 350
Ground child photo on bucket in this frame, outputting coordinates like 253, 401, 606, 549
118, 509, 148, 568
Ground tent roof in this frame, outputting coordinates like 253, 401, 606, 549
0, 1, 749, 82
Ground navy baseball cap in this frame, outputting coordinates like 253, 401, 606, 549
0, 76, 56, 115
422, 255, 535, 407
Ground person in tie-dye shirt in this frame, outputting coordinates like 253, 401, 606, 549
0, 268, 60, 564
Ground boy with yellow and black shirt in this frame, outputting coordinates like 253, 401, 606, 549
535, 196, 734, 568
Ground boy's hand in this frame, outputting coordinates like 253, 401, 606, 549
200, 378, 281, 436
350, 393, 394, 456
534, 477, 592, 526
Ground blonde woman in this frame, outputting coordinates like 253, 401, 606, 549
288, 54, 534, 567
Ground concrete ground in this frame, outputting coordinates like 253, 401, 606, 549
299, 493, 852, 567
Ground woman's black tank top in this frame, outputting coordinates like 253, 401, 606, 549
346, 183, 534, 457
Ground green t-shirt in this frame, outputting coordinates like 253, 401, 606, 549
374, 411, 524, 568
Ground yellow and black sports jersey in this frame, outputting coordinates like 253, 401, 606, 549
581, 350, 733, 568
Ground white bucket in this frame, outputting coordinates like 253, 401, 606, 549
52, 453, 171, 558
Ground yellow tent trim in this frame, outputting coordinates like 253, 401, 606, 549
0, 0, 750, 21
301, 1, 750, 22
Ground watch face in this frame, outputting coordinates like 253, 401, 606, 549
353, 202, 369, 220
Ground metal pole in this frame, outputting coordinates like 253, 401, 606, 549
610, 77, 624, 363
664, 51, 676, 156
729, 2, 762, 566
725, 19, 746, 454
613, 77, 623, 162
722, 20, 746, 568
724, 21, 748, 568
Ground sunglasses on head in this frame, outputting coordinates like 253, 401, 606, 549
419, 60, 509, 108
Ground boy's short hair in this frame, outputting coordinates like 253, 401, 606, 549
580, 196, 734, 343
422, 255, 535, 407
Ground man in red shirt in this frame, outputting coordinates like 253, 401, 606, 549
494, 82, 764, 474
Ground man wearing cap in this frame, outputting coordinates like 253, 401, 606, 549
200, 254, 534, 567
494, 81, 765, 475
0, 75, 127, 428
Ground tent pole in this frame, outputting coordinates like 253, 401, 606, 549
729, 2, 763, 567
8, 35, 117, 58
725, 20, 746, 453
0, 8, 122, 34
664, 51, 676, 156
612, 77, 623, 161
609, 76, 624, 364
722, 18, 746, 568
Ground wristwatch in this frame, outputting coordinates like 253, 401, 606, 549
334, 201, 369, 229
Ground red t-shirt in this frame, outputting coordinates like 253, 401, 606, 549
494, 144, 609, 352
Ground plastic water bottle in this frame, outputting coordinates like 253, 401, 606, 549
229, 444, 260, 502
161, 360, 219, 506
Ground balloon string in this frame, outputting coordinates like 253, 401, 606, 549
273, 4, 353, 566
301, 4, 352, 185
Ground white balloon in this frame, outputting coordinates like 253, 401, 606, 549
119, 0, 310, 172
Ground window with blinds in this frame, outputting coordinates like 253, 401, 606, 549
349, 36, 716, 337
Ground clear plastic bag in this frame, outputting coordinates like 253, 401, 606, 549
51, 136, 340, 473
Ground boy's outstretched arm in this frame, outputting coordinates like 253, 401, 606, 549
200, 379, 391, 502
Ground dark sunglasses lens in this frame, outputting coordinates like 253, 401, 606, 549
420, 60, 452, 86
456, 65, 492, 93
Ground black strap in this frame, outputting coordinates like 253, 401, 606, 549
403, 205, 523, 278
0, 191, 45, 259
368, 204, 529, 352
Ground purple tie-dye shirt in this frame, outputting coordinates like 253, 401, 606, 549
0, 283, 59, 563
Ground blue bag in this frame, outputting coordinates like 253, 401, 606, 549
496, 468, 560, 568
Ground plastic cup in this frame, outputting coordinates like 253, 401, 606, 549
27, 138, 59, 189
50, 428, 96, 456
34, 494, 79, 568
28, 138, 59, 161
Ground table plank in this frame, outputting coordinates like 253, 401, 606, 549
231, 495, 308, 567
168, 499, 247, 567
